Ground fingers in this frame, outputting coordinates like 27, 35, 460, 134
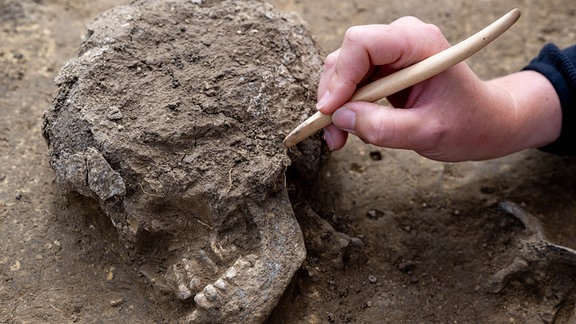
317, 17, 450, 115
317, 49, 339, 102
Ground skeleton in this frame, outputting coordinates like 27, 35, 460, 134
488, 201, 576, 293
42, 0, 325, 322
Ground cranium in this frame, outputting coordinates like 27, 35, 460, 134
42, 0, 324, 322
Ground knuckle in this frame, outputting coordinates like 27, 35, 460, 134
423, 23, 445, 42
323, 51, 338, 68
372, 117, 391, 144
423, 23, 442, 38
395, 16, 425, 25
361, 112, 392, 145
343, 25, 366, 44
422, 23, 449, 51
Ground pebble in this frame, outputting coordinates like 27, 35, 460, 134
398, 260, 416, 273
366, 209, 383, 219
10, 260, 20, 271
109, 298, 124, 307
368, 275, 378, 283
326, 312, 336, 323
369, 150, 382, 161
106, 106, 123, 121
107, 267, 115, 281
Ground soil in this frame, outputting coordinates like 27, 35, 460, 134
2, 0, 576, 323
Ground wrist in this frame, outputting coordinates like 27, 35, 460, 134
488, 70, 561, 152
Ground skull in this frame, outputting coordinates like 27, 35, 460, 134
42, 0, 325, 322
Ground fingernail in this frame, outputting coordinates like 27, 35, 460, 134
316, 90, 330, 110
323, 129, 334, 151
332, 107, 356, 132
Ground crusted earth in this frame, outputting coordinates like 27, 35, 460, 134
41, 0, 325, 322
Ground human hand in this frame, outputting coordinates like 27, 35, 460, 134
317, 17, 561, 161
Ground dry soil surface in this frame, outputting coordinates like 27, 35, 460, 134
2, 0, 576, 323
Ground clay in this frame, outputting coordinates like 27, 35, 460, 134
41, 0, 325, 322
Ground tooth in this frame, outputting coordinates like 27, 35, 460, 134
210, 241, 224, 259
194, 293, 211, 310
199, 249, 218, 272
177, 283, 192, 300
203, 284, 218, 301
189, 278, 201, 291
214, 278, 227, 290
224, 266, 237, 281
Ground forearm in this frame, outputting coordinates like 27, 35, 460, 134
487, 70, 562, 152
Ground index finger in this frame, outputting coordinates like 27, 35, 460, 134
317, 17, 450, 115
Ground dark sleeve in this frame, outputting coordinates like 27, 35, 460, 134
522, 43, 576, 155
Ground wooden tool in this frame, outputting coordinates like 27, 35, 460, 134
283, 8, 521, 147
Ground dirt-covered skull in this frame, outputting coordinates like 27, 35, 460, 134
42, 0, 324, 322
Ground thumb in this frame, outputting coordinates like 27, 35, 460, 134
331, 102, 432, 150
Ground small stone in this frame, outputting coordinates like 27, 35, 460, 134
106, 106, 123, 121
368, 275, 378, 283
182, 154, 195, 164
369, 150, 382, 161
327, 312, 336, 323
398, 260, 416, 273
106, 266, 115, 281
10, 260, 20, 271
109, 298, 124, 307
366, 209, 383, 219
